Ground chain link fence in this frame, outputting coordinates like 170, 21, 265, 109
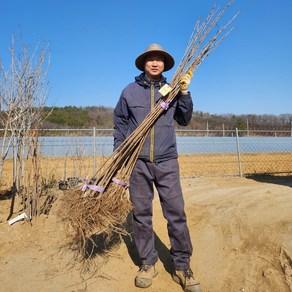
2, 128, 292, 177
176, 129, 292, 177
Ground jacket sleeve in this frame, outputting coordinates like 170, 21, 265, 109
174, 92, 193, 126
113, 92, 129, 150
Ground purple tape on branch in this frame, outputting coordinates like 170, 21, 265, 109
80, 178, 104, 193
112, 177, 129, 188
160, 101, 170, 110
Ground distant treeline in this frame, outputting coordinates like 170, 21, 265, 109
43, 106, 114, 128
42, 106, 292, 131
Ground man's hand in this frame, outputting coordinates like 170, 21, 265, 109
179, 70, 193, 94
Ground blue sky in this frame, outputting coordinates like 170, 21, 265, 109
1, 0, 291, 115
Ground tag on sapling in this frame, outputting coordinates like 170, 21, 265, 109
158, 84, 172, 96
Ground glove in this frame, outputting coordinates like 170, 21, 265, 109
179, 70, 193, 94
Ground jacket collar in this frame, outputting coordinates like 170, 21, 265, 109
135, 73, 167, 88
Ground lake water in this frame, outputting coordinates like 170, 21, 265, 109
18, 136, 292, 157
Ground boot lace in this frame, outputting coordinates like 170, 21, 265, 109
139, 264, 152, 272
183, 268, 194, 279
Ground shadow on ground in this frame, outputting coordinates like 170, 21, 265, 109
85, 212, 174, 275
246, 174, 292, 188
0, 189, 13, 201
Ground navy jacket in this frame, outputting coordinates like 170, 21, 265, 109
113, 73, 193, 163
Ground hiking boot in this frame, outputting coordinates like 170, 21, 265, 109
135, 263, 158, 288
172, 268, 202, 292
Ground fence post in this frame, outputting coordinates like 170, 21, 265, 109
206, 121, 209, 136
93, 127, 96, 174
235, 128, 243, 177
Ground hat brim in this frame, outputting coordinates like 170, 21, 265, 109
135, 50, 175, 72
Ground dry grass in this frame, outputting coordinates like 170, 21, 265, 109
178, 152, 292, 177
2, 152, 292, 189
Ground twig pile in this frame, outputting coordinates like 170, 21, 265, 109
60, 0, 239, 258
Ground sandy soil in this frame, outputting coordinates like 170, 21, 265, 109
1, 173, 292, 292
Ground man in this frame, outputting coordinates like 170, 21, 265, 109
113, 44, 201, 292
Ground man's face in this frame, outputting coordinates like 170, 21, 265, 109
144, 53, 165, 80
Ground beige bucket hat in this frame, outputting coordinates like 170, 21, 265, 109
135, 43, 175, 72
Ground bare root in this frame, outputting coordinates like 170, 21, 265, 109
59, 185, 132, 261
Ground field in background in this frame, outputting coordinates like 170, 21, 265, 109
1, 152, 292, 189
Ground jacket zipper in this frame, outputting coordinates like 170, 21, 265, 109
150, 82, 155, 162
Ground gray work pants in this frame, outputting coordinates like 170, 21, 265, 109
129, 158, 193, 270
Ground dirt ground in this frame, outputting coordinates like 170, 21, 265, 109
0, 159, 292, 291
